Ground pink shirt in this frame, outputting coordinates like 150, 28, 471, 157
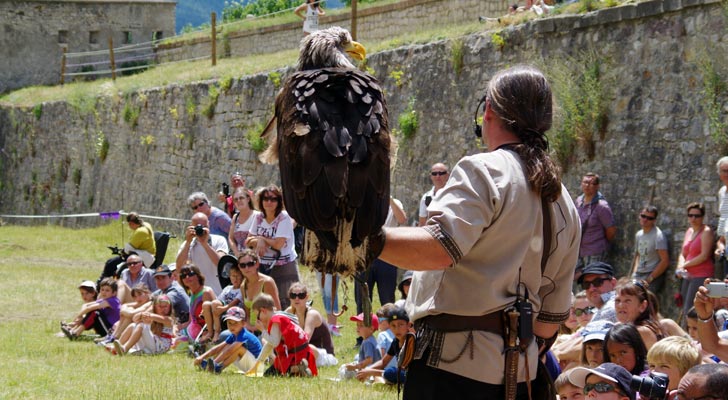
682, 227, 713, 278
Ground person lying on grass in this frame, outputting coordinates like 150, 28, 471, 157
245, 293, 318, 377
62, 278, 120, 340
107, 294, 175, 356
194, 306, 262, 373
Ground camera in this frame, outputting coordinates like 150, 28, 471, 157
707, 281, 728, 298
194, 224, 205, 237
631, 372, 668, 400
222, 182, 230, 197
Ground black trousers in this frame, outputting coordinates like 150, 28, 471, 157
403, 357, 531, 400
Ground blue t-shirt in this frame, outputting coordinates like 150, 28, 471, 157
225, 327, 262, 358
358, 335, 382, 366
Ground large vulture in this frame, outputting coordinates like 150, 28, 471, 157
261, 27, 392, 280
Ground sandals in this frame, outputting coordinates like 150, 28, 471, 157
60, 324, 77, 341
113, 340, 125, 356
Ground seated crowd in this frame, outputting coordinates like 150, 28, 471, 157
60, 181, 413, 383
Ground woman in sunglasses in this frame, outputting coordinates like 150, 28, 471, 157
177, 265, 216, 342
284, 282, 336, 363
246, 185, 300, 310
676, 202, 714, 318
238, 249, 280, 330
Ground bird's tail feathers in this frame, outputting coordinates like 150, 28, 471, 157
259, 116, 279, 164
303, 219, 372, 275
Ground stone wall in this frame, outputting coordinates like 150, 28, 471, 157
156, 0, 509, 62
1, 0, 728, 315
0, 0, 176, 93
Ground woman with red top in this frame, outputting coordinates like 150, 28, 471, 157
676, 202, 714, 318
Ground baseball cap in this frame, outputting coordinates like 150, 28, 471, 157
167, 263, 177, 272
223, 306, 246, 322
578, 261, 615, 284
350, 313, 379, 330
581, 320, 614, 342
389, 307, 409, 323
78, 280, 97, 291
153, 265, 172, 277
568, 363, 635, 400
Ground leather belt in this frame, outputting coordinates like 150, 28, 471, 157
420, 311, 504, 334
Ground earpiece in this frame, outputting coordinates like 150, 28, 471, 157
473, 95, 486, 138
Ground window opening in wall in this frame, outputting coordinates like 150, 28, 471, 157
123, 31, 132, 44
89, 30, 99, 44
58, 30, 68, 44
153, 31, 163, 41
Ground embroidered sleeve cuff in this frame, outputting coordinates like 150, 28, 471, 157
536, 309, 570, 324
423, 224, 462, 266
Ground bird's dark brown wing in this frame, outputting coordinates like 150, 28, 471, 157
276, 68, 390, 271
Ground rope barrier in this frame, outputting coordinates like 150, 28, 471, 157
0, 211, 189, 223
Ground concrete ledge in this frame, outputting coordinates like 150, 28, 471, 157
595, 6, 623, 24
533, 17, 556, 33
636, 0, 665, 18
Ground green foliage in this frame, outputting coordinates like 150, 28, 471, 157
32, 103, 42, 120
122, 100, 141, 128
140, 134, 155, 145
201, 84, 221, 119
389, 69, 404, 88
397, 97, 419, 139
546, 52, 612, 169
223, 0, 298, 22
697, 55, 728, 146
491, 32, 506, 50
578, 0, 598, 13
185, 95, 197, 122
245, 123, 268, 153
95, 131, 109, 162
604, 0, 619, 7
451, 39, 465, 77
268, 71, 282, 89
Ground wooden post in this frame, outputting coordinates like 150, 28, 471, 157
60, 47, 66, 85
211, 12, 217, 66
351, 0, 358, 41
109, 36, 116, 81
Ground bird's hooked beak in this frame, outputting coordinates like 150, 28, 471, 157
344, 40, 366, 61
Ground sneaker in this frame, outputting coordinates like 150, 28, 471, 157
61, 325, 76, 341
199, 359, 208, 371
213, 362, 223, 374
329, 324, 342, 337
95, 335, 115, 345
113, 340, 125, 356
206, 357, 215, 373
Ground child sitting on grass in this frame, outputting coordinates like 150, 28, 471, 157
356, 307, 411, 385
194, 306, 262, 373
60, 280, 99, 337
376, 303, 396, 360
201, 266, 243, 343
108, 294, 175, 356
341, 313, 381, 379
245, 293, 317, 377
62, 278, 120, 340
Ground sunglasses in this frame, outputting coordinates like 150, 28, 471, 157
290, 292, 307, 300
583, 382, 621, 396
180, 271, 197, 279
431, 171, 448, 176
574, 306, 594, 317
639, 214, 656, 221
191, 201, 206, 210
581, 277, 609, 290
238, 261, 257, 268
127, 261, 142, 266
262, 196, 279, 202
687, 213, 703, 218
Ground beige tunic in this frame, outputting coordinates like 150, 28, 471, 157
405, 149, 581, 384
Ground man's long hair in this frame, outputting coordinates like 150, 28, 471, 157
486, 65, 561, 202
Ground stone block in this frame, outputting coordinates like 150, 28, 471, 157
533, 17, 555, 33
664, 0, 683, 11
550, 14, 581, 32
636, 0, 664, 18
595, 6, 623, 24
620, 4, 637, 19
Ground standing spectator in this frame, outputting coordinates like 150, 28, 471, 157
629, 206, 669, 293
246, 185, 299, 310
377, 66, 581, 398
676, 202, 714, 318
217, 172, 247, 218
715, 157, 728, 277
670, 364, 728, 400
176, 212, 229, 294
295, 0, 325, 36
120, 253, 157, 292
417, 163, 449, 226
228, 187, 260, 257
188, 192, 232, 237
575, 172, 616, 282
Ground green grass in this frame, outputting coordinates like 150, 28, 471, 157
0, 222, 392, 399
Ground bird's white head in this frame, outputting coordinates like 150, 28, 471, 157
297, 26, 367, 71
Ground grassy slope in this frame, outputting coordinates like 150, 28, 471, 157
0, 223, 391, 399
